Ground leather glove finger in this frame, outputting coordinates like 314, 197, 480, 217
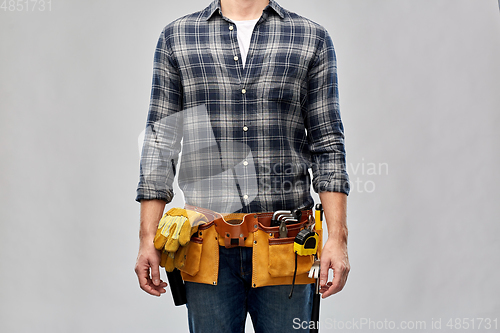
164, 252, 175, 273
159, 250, 168, 268
154, 213, 177, 250
164, 216, 187, 252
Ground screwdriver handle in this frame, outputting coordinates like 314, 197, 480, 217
315, 203, 323, 231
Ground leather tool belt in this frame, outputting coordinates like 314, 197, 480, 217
178, 205, 322, 288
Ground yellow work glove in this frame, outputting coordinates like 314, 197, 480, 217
154, 208, 207, 272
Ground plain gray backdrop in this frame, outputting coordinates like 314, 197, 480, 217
1, 0, 499, 332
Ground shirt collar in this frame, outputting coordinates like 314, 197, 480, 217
204, 0, 285, 21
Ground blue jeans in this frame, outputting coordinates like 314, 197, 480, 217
185, 246, 314, 333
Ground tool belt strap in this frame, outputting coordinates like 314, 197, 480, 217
185, 205, 313, 248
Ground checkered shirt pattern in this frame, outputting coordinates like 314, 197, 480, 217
136, 0, 350, 213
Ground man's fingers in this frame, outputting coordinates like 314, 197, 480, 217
151, 259, 161, 286
135, 261, 159, 295
136, 270, 149, 292
136, 268, 167, 296
145, 277, 168, 296
135, 250, 167, 296
143, 278, 167, 296
319, 259, 331, 287
321, 263, 349, 298
318, 258, 350, 298
322, 271, 341, 298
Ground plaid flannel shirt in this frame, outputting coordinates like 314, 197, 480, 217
136, 0, 350, 213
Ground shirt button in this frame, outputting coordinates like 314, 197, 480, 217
234, 56, 239, 61
243, 195, 249, 200
243, 160, 248, 166
229, 25, 234, 31
241, 89, 246, 94
243, 126, 248, 132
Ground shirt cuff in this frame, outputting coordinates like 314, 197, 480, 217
135, 187, 174, 203
313, 172, 350, 195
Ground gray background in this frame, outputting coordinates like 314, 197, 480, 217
1, 0, 499, 332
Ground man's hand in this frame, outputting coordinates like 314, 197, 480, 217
134, 199, 168, 296
319, 237, 350, 298
135, 240, 168, 296
318, 191, 349, 298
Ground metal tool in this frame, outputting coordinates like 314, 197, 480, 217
271, 210, 298, 238
271, 210, 292, 226
279, 220, 288, 238
271, 210, 298, 224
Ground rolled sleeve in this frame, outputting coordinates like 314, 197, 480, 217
305, 30, 350, 195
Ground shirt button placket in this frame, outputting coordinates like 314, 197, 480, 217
241, 89, 247, 132
237, 19, 247, 194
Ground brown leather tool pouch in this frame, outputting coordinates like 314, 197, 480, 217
180, 221, 220, 286
252, 222, 321, 288
180, 206, 321, 287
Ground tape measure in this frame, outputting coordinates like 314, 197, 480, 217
289, 228, 319, 299
293, 229, 318, 256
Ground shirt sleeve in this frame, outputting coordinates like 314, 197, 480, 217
136, 28, 184, 203
305, 30, 350, 195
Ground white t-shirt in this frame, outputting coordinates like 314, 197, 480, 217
233, 18, 259, 68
